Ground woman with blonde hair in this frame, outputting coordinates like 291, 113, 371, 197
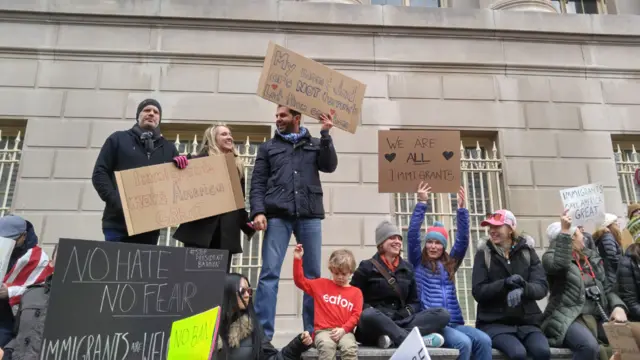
593, 213, 622, 287
173, 124, 255, 272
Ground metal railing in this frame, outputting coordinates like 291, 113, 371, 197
0, 132, 22, 217
393, 141, 504, 324
615, 144, 639, 206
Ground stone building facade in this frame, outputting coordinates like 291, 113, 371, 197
1, 0, 640, 334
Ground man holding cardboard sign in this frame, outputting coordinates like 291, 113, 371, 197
250, 105, 338, 339
92, 99, 188, 245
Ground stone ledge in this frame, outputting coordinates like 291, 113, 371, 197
1, 0, 640, 38
300, 347, 574, 359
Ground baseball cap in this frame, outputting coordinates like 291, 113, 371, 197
0, 215, 27, 240
481, 209, 517, 229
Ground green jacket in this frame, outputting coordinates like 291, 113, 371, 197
541, 233, 626, 346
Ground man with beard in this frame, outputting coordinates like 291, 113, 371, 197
250, 105, 338, 339
92, 99, 189, 245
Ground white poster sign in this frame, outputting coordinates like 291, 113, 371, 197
390, 327, 431, 360
0, 236, 16, 281
560, 183, 606, 227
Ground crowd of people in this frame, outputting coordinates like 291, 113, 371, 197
0, 99, 637, 360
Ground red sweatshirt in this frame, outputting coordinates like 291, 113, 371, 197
293, 258, 363, 333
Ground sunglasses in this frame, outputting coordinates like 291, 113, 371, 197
486, 212, 504, 221
239, 287, 253, 296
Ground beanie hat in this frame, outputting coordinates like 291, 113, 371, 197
602, 213, 618, 229
628, 216, 640, 243
136, 98, 162, 123
628, 203, 640, 220
546, 222, 577, 243
375, 220, 402, 246
425, 221, 448, 248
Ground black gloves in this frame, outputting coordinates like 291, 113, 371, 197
505, 274, 526, 290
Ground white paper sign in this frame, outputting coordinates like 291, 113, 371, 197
560, 183, 606, 227
390, 327, 431, 360
0, 236, 16, 281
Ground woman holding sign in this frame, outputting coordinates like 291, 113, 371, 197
173, 125, 255, 272
214, 273, 312, 360
542, 211, 627, 360
471, 210, 550, 360
407, 182, 493, 360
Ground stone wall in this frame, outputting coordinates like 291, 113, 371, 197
1, 0, 640, 329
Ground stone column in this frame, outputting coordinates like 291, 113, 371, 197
489, 0, 558, 12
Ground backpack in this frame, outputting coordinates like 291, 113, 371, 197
483, 246, 530, 271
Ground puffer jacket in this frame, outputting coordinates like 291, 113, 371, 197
542, 232, 626, 346
617, 246, 640, 321
472, 236, 548, 330
407, 203, 469, 325
595, 231, 622, 287
213, 314, 310, 360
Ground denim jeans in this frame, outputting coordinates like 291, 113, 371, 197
492, 330, 551, 360
563, 321, 600, 360
103, 228, 159, 245
254, 217, 321, 339
443, 324, 492, 360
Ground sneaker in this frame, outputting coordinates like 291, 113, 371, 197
422, 333, 445, 348
377, 335, 393, 349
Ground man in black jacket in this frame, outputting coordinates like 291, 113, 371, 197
91, 99, 186, 245
250, 105, 338, 340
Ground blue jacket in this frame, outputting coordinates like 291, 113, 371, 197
407, 203, 469, 325
249, 130, 337, 220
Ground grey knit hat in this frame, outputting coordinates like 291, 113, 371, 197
375, 220, 402, 246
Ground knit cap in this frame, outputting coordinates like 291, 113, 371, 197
628, 203, 640, 220
628, 216, 640, 243
425, 221, 448, 248
602, 213, 618, 229
375, 220, 402, 246
546, 222, 577, 243
136, 98, 162, 123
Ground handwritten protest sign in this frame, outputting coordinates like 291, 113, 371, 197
390, 327, 431, 360
603, 322, 640, 360
257, 42, 366, 134
559, 183, 605, 227
115, 155, 245, 236
378, 130, 461, 193
40, 239, 228, 360
168, 306, 220, 360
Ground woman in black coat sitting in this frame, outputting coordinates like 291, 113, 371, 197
173, 125, 255, 272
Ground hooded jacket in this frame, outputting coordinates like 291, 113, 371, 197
594, 231, 621, 288
471, 236, 548, 332
407, 203, 469, 325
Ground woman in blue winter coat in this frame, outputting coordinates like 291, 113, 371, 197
408, 182, 492, 360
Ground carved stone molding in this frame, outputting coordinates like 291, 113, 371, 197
490, 0, 559, 13
299, 0, 362, 4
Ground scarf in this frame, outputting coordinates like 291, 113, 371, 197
277, 126, 308, 144
131, 124, 161, 154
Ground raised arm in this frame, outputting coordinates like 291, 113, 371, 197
292, 245, 315, 295
249, 143, 270, 220
450, 208, 470, 261
408, 182, 432, 267
316, 129, 337, 173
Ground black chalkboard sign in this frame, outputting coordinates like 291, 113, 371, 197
40, 238, 228, 360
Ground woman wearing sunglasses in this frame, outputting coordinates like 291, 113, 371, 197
214, 273, 313, 360
472, 209, 550, 360
407, 182, 492, 360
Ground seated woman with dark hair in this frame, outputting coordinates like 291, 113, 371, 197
213, 273, 312, 360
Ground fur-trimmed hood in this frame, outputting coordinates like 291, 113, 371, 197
216, 313, 254, 350
476, 234, 536, 252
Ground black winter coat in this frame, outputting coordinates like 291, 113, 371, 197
617, 250, 640, 321
595, 231, 622, 288
350, 253, 423, 320
173, 153, 253, 253
92, 127, 178, 232
249, 130, 337, 220
472, 237, 549, 334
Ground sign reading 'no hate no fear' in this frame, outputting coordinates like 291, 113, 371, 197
257, 42, 367, 134
378, 130, 461, 194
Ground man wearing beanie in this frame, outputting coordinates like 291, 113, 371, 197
92, 99, 187, 245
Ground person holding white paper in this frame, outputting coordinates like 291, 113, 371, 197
0, 215, 53, 348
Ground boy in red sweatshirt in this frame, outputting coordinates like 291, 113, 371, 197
293, 244, 362, 360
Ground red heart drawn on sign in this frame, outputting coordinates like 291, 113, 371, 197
271, 84, 278, 90
330, 109, 336, 115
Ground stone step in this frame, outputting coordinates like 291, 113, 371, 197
301, 347, 574, 359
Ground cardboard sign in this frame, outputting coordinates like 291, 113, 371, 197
40, 239, 228, 360
256, 42, 366, 134
390, 327, 431, 360
115, 155, 245, 236
559, 183, 606, 227
167, 306, 220, 360
378, 130, 461, 193
0, 237, 15, 281
603, 322, 640, 360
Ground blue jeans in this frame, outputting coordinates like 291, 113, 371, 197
254, 217, 322, 340
443, 324, 492, 360
103, 228, 159, 245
